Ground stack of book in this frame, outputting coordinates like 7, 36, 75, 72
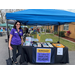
33, 44, 38, 47
47, 43, 53, 47
37, 43, 41, 47
42, 43, 49, 47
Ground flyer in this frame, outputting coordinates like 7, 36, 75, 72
36, 48, 51, 63
26, 37, 32, 42
57, 48, 63, 55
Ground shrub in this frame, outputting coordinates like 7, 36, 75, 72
54, 31, 58, 35
66, 31, 71, 36
46, 29, 50, 33
74, 39, 75, 41
59, 31, 66, 37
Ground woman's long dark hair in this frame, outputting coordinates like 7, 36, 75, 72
13, 21, 21, 29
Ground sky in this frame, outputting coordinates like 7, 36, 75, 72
1, 9, 75, 12
60, 9, 75, 13
0, 9, 75, 17
0, 9, 75, 21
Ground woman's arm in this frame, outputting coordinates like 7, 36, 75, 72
21, 36, 24, 45
9, 34, 13, 50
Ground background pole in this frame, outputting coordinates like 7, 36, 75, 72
57, 22, 60, 43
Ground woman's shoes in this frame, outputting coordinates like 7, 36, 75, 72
14, 62, 18, 65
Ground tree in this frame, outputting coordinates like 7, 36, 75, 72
0, 9, 24, 23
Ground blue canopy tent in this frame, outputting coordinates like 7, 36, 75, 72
6, 9, 75, 25
6, 9, 75, 63
6, 9, 75, 42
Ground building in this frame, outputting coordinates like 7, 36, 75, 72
47, 22, 75, 39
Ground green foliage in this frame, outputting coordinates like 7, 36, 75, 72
54, 31, 58, 35
31, 33, 37, 38
46, 29, 50, 33
74, 39, 75, 41
59, 31, 66, 37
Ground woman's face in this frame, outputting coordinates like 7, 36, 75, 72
16, 22, 21, 29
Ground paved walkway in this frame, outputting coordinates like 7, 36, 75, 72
0, 35, 75, 65
0, 36, 8, 65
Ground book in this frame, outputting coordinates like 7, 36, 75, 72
37, 43, 41, 47
33, 44, 38, 47
47, 43, 53, 47
43, 43, 49, 47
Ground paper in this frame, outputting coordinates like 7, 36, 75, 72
37, 43, 41, 47
57, 48, 63, 55
25, 41, 31, 46
36, 48, 51, 63
43, 43, 49, 47
26, 37, 32, 42
47, 43, 53, 47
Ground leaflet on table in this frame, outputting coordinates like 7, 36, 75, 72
25, 41, 32, 46
33, 44, 38, 47
23, 37, 32, 46
26, 37, 32, 42
42, 43, 49, 47
37, 43, 41, 47
47, 43, 53, 47
33, 43, 41, 47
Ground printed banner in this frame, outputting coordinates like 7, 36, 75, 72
36, 48, 51, 63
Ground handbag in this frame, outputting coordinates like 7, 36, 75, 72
6, 58, 13, 65
6, 48, 13, 65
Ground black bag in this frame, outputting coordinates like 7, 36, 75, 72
6, 48, 13, 65
6, 58, 13, 65
5, 39, 8, 42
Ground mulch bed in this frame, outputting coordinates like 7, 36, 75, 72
55, 34, 75, 42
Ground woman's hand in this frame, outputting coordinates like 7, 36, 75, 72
21, 36, 24, 46
21, 41, 24, 46
9, 45, 13, 50
9, 34, 13, 50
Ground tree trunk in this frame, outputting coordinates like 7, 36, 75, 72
45, 26, 46, 35
1, 13, 4, 23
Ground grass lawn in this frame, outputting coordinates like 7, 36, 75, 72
30, 33, 37, 38
30, 33, 75, 51
40, 34, 75, 51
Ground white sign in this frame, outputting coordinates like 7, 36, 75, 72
57, 48, 63, 55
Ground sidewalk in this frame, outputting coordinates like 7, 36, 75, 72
0, 36, 8, 65
0, 35, 75, 65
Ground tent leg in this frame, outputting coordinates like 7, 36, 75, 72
57, 22, 60, 43
6, 20, 10, 58
6, 20, 9, 41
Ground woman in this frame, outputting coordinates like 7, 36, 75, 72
9, 21, 23, 65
